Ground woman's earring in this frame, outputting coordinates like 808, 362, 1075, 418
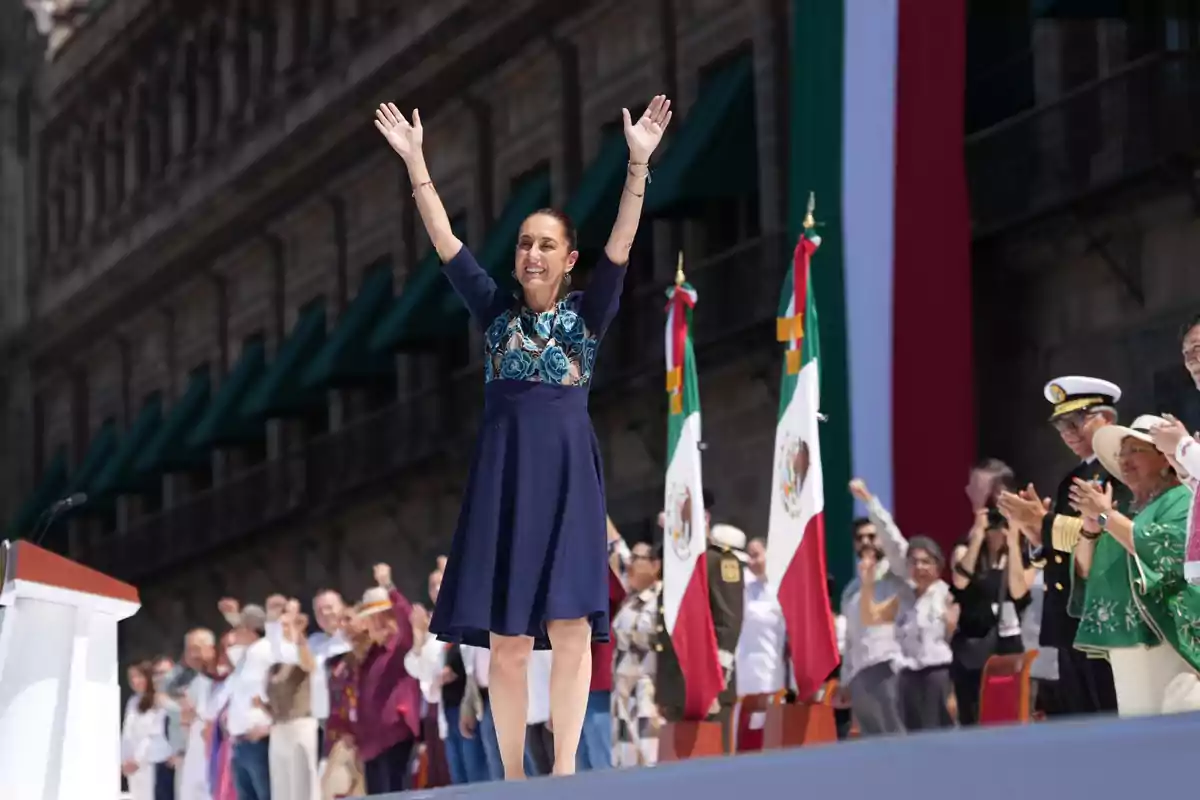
564, 272, 573, 286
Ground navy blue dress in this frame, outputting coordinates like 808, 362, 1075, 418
429, 245, 626, 650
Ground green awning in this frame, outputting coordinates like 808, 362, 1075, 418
134, 368, 212, 475
565, 130, 628, 251
186, 339, 268, 450
3, 448, 68, 538
242, 302, 327, 418
65, 419, 119, 497
476, 169, 553, 284
644, 54, 757, 216
303, 265, 393, 388
423, 172, 551, 322
370, 217, 469, 351
90, 395, 164, 498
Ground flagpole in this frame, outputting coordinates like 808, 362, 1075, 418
675, 250, 685, 286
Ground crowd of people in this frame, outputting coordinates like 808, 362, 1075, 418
118, 317, 1200, 799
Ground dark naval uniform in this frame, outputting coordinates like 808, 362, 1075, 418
655, 541, 745, 749
1037, 378, 1123, 716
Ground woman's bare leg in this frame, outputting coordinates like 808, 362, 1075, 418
546, 618, 593, 776
489, 633, 534, 780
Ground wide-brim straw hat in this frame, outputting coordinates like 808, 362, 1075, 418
1092, 414, 1167, 485
357, 586, 393, 618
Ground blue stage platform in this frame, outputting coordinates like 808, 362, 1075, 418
356, 712, 1200, 798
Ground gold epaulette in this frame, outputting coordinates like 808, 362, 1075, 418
1050, 514, 1084, 552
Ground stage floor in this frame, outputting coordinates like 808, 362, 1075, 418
356, 711, 1200, 798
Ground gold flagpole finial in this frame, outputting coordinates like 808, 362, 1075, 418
675, 250, 685, 286
803, 191, 816, 231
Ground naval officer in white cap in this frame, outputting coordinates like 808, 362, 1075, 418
998, 376, 1123, 716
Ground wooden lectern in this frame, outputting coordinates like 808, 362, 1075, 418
0, 539, 141, 800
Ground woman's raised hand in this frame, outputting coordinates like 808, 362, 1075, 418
623, 95, 673, 164
375, 103, 424, 161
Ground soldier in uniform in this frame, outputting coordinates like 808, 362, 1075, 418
653, 495, 745, 752
999, 376, 1124, 716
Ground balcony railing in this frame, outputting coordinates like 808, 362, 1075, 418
966, 49, 1200, 238
85, 232, 789, 579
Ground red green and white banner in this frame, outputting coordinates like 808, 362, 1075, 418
767, 228, 839, 698
662, 275, 723, 720
791, 0, 975, 570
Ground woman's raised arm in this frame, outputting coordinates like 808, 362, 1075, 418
603, 95, 673, 266
375, 103, 463, 263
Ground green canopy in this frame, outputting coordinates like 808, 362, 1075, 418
565, 130, 630, 252
186, 339, 268, 450
3, 448, 68, 538
303, 265, 394, 387
644, 54, 757, 216
369, 217, 469, 351
134, 368, 212, 475
64, 419, 119, 497
242, 301, 327, 418
90, 394, 164, 498
475, 168, 553, 285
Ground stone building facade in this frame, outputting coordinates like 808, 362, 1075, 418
1, 1, 1197, 659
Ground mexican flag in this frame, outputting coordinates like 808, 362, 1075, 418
766, 226, 838, 699
790, 0, 975, 574
662, 270, 723, 720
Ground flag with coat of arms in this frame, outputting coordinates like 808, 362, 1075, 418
661, 254, 724, 720
766, 196, 839, 699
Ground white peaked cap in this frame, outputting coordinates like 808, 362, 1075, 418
710, 523, 747, 550
1043, 376, 1121, 419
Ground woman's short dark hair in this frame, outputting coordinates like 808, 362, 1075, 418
527, 208, 578, 252
907, 536, 945, 568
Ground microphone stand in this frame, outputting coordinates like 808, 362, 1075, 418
31, 500, 72, 549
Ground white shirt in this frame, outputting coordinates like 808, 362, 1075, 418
736, 572, 788, 695
265, 621, 349, 721
307, 630, 351, 721
404, 635, 448, 738
468, 646, 490, 690
840, 565, 908, 685
122, 702, 172, 765
224, 638, 274, 737
179, 675, 213, 800
1175, 437, 1200, 584
526, 650, 552, 725
893, 580, 954, 670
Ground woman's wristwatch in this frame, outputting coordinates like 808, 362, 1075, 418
1082, 513, 1108, 541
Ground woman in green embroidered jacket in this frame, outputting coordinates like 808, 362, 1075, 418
1069, 414, 1200, 716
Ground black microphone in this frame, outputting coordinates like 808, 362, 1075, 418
50, 493, 87, 513
31, 493, 88, 547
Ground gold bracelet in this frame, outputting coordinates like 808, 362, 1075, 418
411, 180, 434, 198
624, 184, 644, 198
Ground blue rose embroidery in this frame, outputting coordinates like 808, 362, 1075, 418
581, 339, 598, 377
485, 314, 510, 349
534, 310, 554, 340
538, 345, 571, 384
484, 356, 496, 383
499, 349, 535, 381
554, 309, 586, 346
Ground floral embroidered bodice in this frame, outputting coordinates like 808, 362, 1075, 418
483, 295, 600, 386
